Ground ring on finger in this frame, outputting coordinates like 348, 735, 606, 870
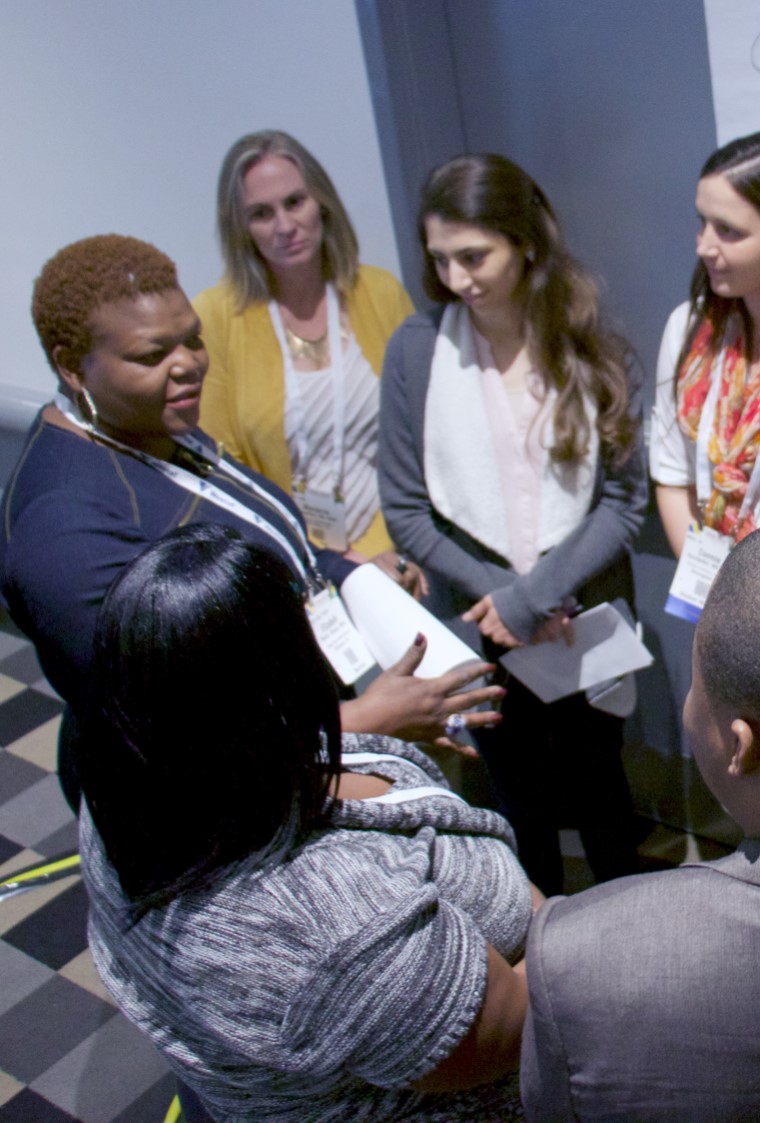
396, 554, 409, 576
445, 712, 467, 738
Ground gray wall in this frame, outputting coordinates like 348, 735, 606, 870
445, 0, 715, 389
0, 0, 400, 397
358, 0, 715, 391
358, 0, 736, 841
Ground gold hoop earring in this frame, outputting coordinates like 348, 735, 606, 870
77, 388, 98, 432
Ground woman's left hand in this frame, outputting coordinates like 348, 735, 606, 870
532, 609, 575, 646
340, 634, 503, 745
365, 549, 429, 600
462, 594, 523, 647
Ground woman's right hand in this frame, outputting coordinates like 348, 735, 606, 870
463, 594, 575, 647
339, 634, 505, 746
462, 594, 523, 648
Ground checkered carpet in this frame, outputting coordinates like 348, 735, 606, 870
0, 611, 178, 1123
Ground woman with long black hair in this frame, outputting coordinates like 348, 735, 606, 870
79, 523, 534, 1122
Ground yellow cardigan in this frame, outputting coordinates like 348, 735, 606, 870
195, 265, 413, 556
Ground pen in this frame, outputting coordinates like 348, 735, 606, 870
560, 596, 584, 619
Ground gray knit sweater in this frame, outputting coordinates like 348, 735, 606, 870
81, 734, 532, 1122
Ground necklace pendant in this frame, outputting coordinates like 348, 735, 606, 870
284, 323, 330, 367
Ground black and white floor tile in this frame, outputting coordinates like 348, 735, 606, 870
0, 614, 177, 1123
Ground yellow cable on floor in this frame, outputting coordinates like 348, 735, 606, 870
0, 853, 82, 900
0, 853, 81, 888
163, 1095, 181, 1123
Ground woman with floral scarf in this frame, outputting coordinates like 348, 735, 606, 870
651, 131, 760, 554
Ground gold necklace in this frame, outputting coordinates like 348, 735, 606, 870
284, 324, 330, 367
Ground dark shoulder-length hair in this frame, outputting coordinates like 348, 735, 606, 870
418, 153, 636, 466
679, 130, 760, 368
217, 130, 359, 309
78, 523, 342, 917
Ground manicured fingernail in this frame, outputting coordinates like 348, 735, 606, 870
414, 632, 425, 647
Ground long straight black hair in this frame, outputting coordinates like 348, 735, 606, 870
78, 523, 342, 917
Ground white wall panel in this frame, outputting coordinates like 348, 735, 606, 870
704, 0, 760, 144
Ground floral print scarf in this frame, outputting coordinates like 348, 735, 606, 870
677, 314, 760, 542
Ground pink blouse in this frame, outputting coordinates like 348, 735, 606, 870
474, 328, 551, 575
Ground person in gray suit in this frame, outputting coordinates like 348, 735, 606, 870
520, 529, 760, 1122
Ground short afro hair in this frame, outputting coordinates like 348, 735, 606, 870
698, 529, 760, 720
32, 234, 179, 373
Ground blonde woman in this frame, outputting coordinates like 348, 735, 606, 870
196, 130, 423, 592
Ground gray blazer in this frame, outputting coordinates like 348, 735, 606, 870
378, 311, 647, 644
521, 839, 760, 1122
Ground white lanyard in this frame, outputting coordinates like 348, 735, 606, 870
340, 751, 465, 805
695, 365, 760, 524
363, 787, 465, 806
270, 283, 347, 498
52, 394, 323, 590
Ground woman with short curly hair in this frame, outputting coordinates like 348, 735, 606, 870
0, 233, 505, 810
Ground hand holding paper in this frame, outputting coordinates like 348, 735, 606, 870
501, 602, 653, 704
462, 592, 524, 648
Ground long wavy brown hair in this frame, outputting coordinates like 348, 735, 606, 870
419, 154, 637, 467
676, 130, 760, 377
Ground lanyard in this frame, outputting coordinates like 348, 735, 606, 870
53, 394, 323, 591
270, 283, 347, 499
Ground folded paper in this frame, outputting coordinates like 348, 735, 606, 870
501, 602, 653, 704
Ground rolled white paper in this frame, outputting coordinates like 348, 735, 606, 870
340, 563, 481, 678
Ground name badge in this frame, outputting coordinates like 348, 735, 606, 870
665, 524, 731, 623
294, 488, 348, 552
306, 585, 376, 685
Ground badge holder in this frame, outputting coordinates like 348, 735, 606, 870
665, 523, 731, 623
293, 485, 348, 552
306, 583, 375, 685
